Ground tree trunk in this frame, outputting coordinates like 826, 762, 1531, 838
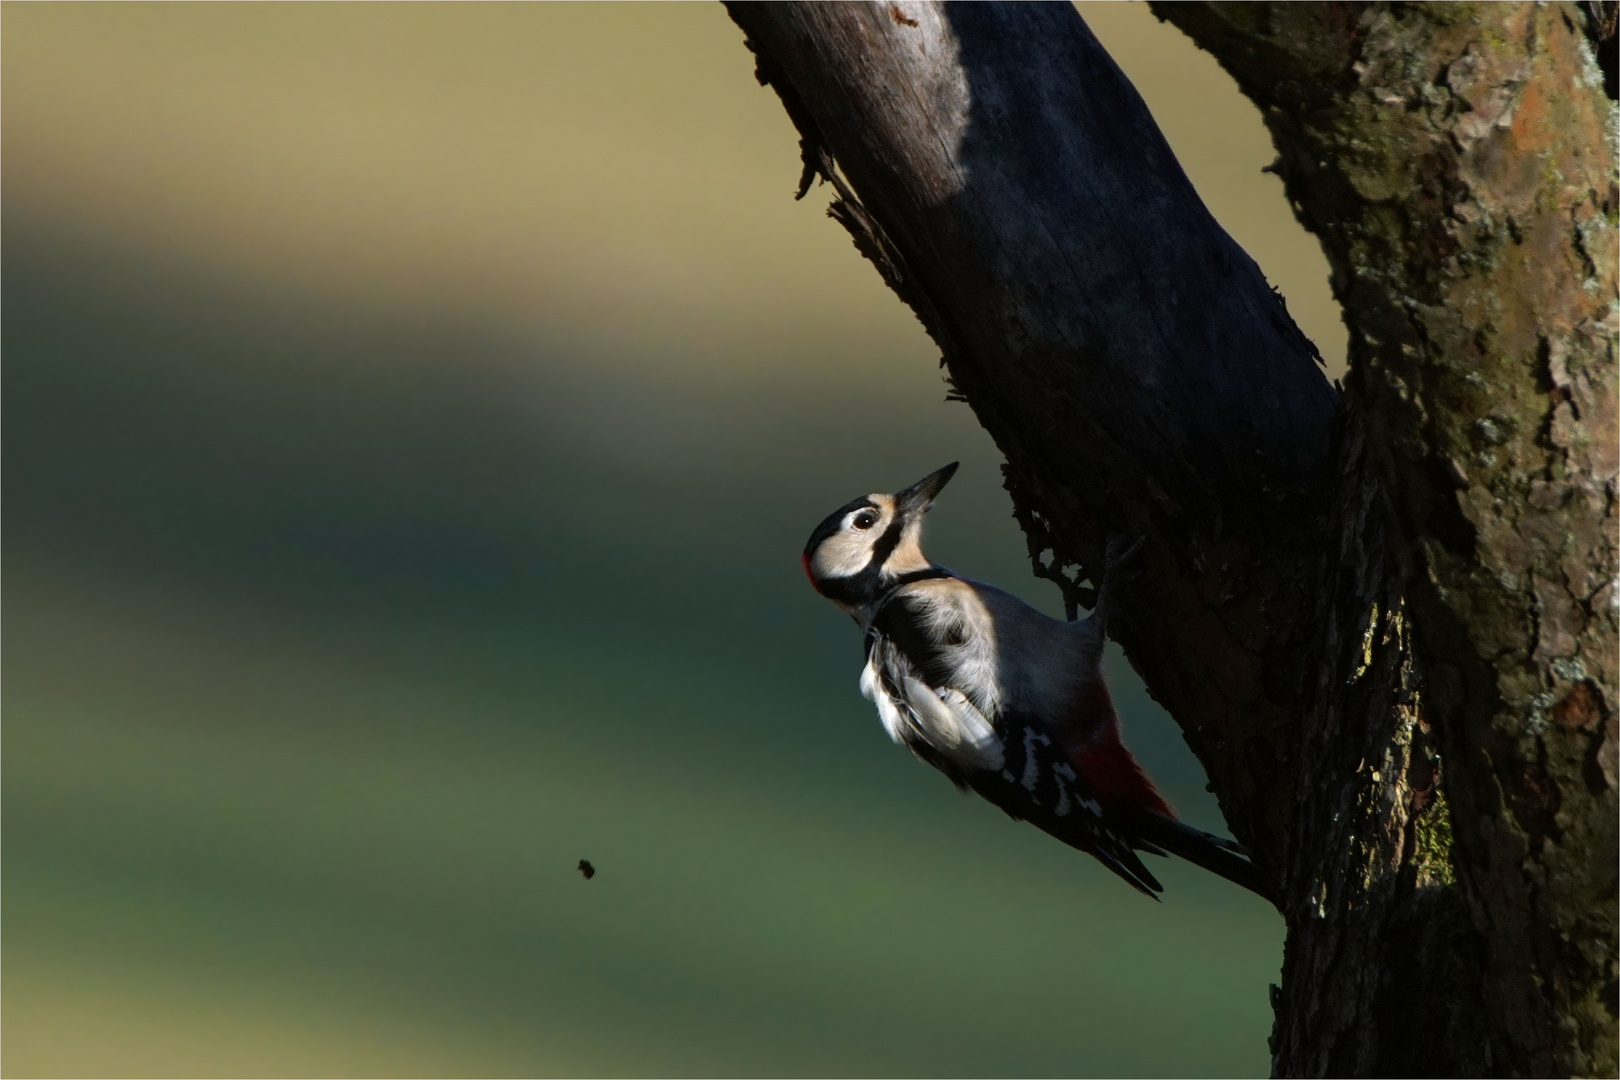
1149, 8, 1617, 1075
724, 2, 1617, 1076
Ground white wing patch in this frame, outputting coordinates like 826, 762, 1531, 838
1052, 760, 1078, 817
859, 651, 1004, 770
900, 676, 1005, 771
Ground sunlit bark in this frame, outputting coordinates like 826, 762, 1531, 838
726, 3, 1618, 1074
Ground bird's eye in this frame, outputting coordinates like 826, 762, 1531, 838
853, 511, 878, 530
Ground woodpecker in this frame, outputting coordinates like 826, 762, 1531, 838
802, 462, 1267, 900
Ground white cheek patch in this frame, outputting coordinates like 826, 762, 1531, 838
811, 500, 893, 581
813, 531, 874, 580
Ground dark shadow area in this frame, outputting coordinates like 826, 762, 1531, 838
940, 2, 1336, 494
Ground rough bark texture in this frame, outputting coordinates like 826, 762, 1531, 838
1152, 7, 1618, 1075
726, 2, 1617, 1075
726, 0, 1338, 893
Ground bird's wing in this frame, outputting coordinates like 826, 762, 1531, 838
862, 627, 1003, 779
974, 712, 1165, 898
863, 590, 1160, 897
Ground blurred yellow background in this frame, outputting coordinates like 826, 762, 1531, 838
4, 4, 1338, 1076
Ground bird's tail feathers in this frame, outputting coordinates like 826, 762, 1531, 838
1122, 809, 1273, 902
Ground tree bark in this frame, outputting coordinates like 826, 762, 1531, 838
1152, 8, 1618, 1075
725, 2, 1617, 1076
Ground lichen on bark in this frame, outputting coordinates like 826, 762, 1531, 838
729, 2, 1616, 1073
1156, 3, 1618, 1074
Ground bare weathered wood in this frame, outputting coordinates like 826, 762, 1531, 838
728, 1, 1617, 1075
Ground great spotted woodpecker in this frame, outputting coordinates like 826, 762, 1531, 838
803, 462, 1267, 899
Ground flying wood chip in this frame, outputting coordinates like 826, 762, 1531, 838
577, 859, 595, 880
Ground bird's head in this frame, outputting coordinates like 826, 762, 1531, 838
802, 462, 958, 613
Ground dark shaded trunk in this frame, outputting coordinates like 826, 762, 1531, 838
724, 2, 1617, 1075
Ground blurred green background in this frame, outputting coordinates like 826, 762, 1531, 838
3, 4, 1343, 1076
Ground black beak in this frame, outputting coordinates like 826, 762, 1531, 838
894, 461, 959, 518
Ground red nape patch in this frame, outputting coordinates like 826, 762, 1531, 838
1074, 739, 1175, 818
801, 552, 822, 594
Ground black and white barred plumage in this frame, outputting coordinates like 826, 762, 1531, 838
803, 463, 1267, 900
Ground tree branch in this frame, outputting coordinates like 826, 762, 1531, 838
727, 0, 1336, 872
728, 1, 1616, 1074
